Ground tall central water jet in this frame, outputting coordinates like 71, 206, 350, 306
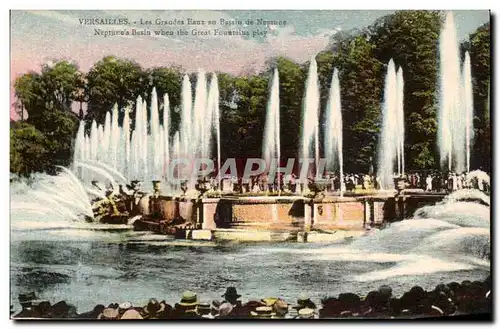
301, 57, 320, 177
150, 88, 162, 180
205, 73, 221, 185
73, 121, 85, 175
263, 68, 281, 179
438, 11, 474, 173
122, 107, 131, 177
193, 70, 208, 159
132, 96, 146, 180
462, 52, 474, 173
210, 74, 221, 189
176, 71, 220, 190
396, 68, 405, 176
377, 59, 404, 190
162, 94, 171, 180
180, 75, 193, 158
109, 104, 119, 169
324, 68, 344, 195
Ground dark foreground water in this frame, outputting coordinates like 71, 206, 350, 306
10, 228, 489, 314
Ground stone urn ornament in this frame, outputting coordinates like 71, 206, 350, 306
195, 178, 210, 198
308, 178, 327, 199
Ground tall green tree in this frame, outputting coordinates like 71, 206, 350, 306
144, 66, 184, 131
220, 73, 268, 159
369, 10, 442, 170
10, 122, 51, 176
86, 56, 145, 125
14, 61, 82, 126
14, 71, 44, 121
333, 35, 383, 172
469, 22, 491, 171
40, 60, 82, 112
316, 50, 336, 112
39, 110, 79, 168
13, 61, 81, 174
273, 57, 306, 161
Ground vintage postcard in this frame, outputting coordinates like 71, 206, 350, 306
10, 9, 491, 320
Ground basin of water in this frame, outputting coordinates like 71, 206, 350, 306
10, 173, 490, 314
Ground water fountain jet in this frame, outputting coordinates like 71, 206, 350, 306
263, 68, 281, 191
438, 11, 473, 173
377, 59, 404, 190
324, 68, 344, 196
301, 57, 320, 180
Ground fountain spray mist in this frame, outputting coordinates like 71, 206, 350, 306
193, 70, 208, 160
209, 73, 222, 188
109, 104, 119, 169
263, 68, 281, 174
396, 67, 405, 176
324, 68, 344, 195
438, 11, 465, 173
180, 75, 193, 157
70, 69, 221, 195
163, 94, 171, 181
377, 59, 401, 190
462, 52, 474, 173
142, 98, 149, 180
122, 107, 131, 176
301, 56, 320, 177
90, 120, 98, 161
150, 87, 162, 180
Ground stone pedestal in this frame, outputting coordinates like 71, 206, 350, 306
136, 195, 151, 215
363, 199, 372, 227
394, 196, 406, 220
178, 198, 197, 225
191, 229, 213, 240
374, 201, 384, 225
201, 198, 218, 230
155, 196, 177, 222
304, 201, 313, 231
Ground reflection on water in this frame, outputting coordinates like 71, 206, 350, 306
10, 235, 489, 314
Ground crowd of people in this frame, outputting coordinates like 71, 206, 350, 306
88, 168, 489, 222
12, 276, 490, 320
207, 170, 489, 195
90, 169, 490, 207
405, 171, 489, 193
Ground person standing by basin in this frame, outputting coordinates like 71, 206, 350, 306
426, 174, 433, 191
218, 287, 243, 318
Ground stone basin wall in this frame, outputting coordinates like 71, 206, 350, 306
151, 197, 197, 225
147, 193, 447, 233
178, 198, 196, 225
156, 196, 176, 222
214, 197, 307, 232
312, 197, 365, 230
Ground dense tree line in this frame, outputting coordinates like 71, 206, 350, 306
11, 11, 491, 177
